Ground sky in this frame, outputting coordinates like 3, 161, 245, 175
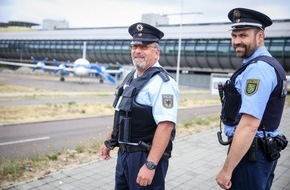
1, 0, 290, 28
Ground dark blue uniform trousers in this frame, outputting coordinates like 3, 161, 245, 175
115, 150, 169, 190
230, 147, 278, 190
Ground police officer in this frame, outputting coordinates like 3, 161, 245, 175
216, 8, 288, 190
99, 22, 179, 190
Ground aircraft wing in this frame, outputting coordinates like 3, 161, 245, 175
0, 60, 61, 70
61, 67, 74, 72
0, 61, 37, 68
0, 60, 77, 72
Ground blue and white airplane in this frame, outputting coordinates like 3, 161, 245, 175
0, 42, 122, 84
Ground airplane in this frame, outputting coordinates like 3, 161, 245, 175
0, 42, 123, 84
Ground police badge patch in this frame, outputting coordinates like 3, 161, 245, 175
245, 79, 260, 95
162, 94, 173, 108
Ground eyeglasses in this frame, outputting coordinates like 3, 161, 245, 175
130, 45, 158, 51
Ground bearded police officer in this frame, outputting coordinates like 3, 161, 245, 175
215, 8, 288, 190
99, 22, 179, 190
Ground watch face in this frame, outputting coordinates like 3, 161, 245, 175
145, 161, 156, 170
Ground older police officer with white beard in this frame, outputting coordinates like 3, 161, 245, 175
99, 22, 179, 190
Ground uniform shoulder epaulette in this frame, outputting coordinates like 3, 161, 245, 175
158, 71, 170, 82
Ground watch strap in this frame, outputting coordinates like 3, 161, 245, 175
145, 160, 157, 170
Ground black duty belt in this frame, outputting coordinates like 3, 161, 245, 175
119, 144, 148, 153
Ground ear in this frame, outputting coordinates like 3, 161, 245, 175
257, 31, 264, 45
154, 48, 160, 57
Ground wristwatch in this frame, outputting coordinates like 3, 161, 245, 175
145, 161, 157, 170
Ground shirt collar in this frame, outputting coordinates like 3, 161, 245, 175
133, 62, 161, 78
242, 46, 271, 64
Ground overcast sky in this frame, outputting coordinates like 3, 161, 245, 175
1, 0, 290, 28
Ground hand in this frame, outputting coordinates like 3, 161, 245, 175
216, 169, 232, 189
136, 164, 155, 186
99, 144, 111, 160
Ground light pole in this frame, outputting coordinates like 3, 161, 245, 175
176, 1, 184, 86
163, 1, 203, 85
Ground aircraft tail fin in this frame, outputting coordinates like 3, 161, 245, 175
82, 42, 86, 59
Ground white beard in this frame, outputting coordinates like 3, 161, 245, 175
133, 59, 146, 70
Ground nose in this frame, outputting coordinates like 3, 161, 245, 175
233, 37, 242, 45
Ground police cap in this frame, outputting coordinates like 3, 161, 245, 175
128, 22, 164, 45
228, 8, 272, 30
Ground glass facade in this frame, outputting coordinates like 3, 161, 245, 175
0, 37, 289, 73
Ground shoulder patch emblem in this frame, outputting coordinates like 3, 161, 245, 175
162, 94, 173, 109
245, 79, 260, 95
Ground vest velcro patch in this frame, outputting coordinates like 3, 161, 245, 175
162, 94, 173, 108
245, 79, 260, 95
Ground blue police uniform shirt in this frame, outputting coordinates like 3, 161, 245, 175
135, 62, 179, 125
224, 46, 279, 138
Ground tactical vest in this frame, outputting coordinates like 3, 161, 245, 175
221, 56, 287, 131
112, 67, 171, 144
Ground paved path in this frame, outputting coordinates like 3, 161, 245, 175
3, 107, 290, 190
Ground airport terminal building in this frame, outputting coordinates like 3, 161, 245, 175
0, 18, 289, 88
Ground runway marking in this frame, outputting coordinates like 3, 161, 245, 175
0, 136, 50, 146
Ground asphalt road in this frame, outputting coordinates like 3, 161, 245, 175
0, 115, 113, 161
0, 70, 220, 162
0, 106, 220, 162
